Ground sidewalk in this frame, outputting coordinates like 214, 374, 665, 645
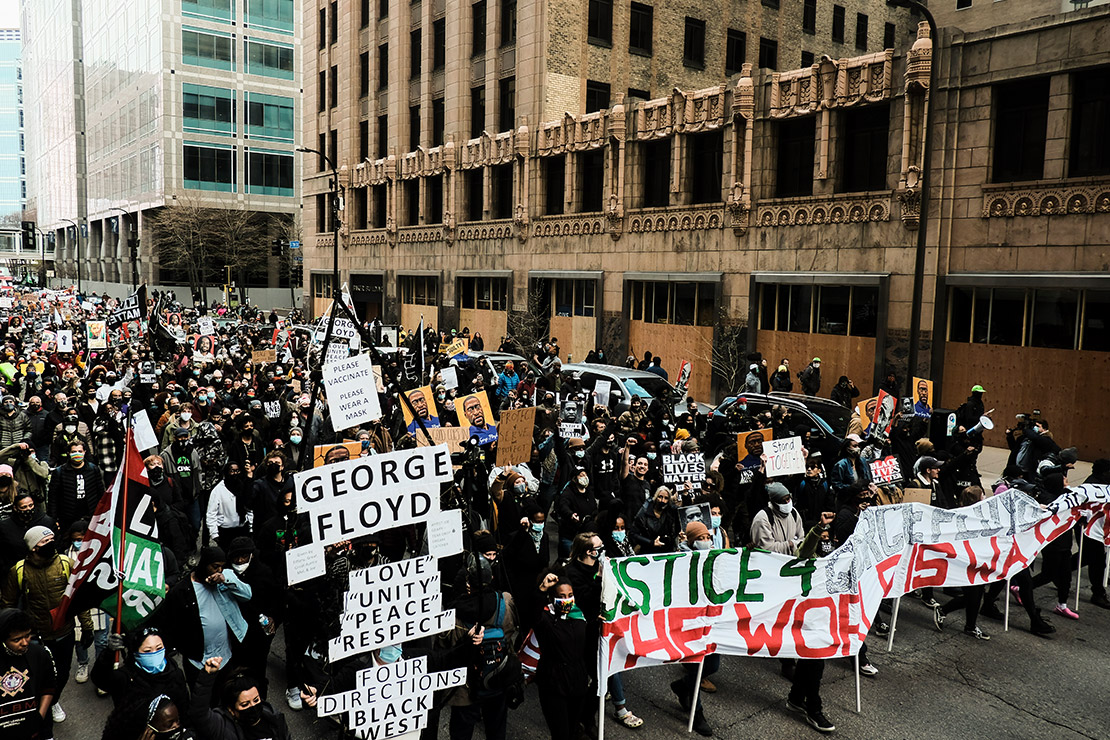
977, 446, 1093, 487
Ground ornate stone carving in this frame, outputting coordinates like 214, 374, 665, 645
771, 50, 893, 119
397, 227, 445, 244
632, 84, 729, 140
537, 110, 608, 156
627, 206, 724, 233
442, 211, 456, 245
398, 146, 447, 179
531, 216, 607, 238
754, 195, 891, 227
513, 204, 530, 243
905, 21, 932, 92
459, 130, 516, 169
606, 193, 624, 241
727, 182, 750, 235
897, 187, 921, 230
981, 182, 1110, 218
455, 221, 514, 241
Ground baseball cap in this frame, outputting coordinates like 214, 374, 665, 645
24, 525, 53, 550
812, 357, 822, 363
0, 464, 12, 478
845, 433, 863, 443
920, 456, 941, 470
971, 385, 985, 393
174, 426, 191, 438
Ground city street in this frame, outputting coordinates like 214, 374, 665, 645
52, 450, 1108, 740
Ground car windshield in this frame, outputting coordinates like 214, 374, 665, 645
806, 404, 849, 436
623, 375, 674, 400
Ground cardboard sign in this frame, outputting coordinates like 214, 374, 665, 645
252, 348, 276, 364
663, 452, 705, 490
560, 422, 586, 439
332, 317, 360, 350
440, 366, 459, 391
857, 396, 878, 430
293, 445, 454, 550
86, 321, 107, 349
444, 338, 468, 358
869, 456, 903, 485
736, 428, 773, 484
594, 379, 611, 408
496, 406, 537, 467
912, 377, 933, 418
198, 316, 216, 336
454, 392, 497, 445
286, 545, 327, 585
415, 425, 470, 449
323, 353, 382, 432
324, 341, 350, 364
318, 656, 466, 736
765, 436, 806, 478
133, 412, 159, 453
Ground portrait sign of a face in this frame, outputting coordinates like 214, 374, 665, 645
455, 392, 498, 444
400, 385, 440, 432
913, 377, 933, 417
737, 428, 773, 468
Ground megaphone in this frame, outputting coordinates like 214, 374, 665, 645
969, 415, 995, 436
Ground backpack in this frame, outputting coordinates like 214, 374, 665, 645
469, 594, 523, 703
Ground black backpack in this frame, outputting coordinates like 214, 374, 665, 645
469, 594, 523, 704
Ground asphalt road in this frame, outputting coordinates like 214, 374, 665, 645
53, 446, 1107, 740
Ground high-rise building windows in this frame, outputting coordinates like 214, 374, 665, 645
246, 151, 294, 195
585, 81, 610, 113
245, 39, 294, 79
832, 5, 845, 43
378, 44, 389, 88
501, 0, 517, 45
184, 0, 234, 23
855, 13, 868, 51
184, 143, 236, 191
182, 29, 234, 71
472, 2, 487, 56
776, 117, 816, 197
433, 19, 446, 69
410, 106, 421, 149
758, 37, 778, 71
360, 51, 370, 96
183, 84, 235, 136
629, 2, 653, 55
330, 1, 338, 44
499, 77, 515, 132
432, 98, 445, 146
471, 86, 486, 137
883, 22, 895, 50
245, 92, 294, 142
330, 65, 338, 108
588, 0, 613, 45
683, 17, 706, 68
726, 29, 746, 75
803, 0, 816, 34
411, 29, 422, 78
992, 78, 1049, 182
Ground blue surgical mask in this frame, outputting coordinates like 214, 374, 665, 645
530, 522, 544, 533
290, 435, 303, 445
611, 530, 626, 543
135, 648, 166, 674
711, 515, 722, 529
574, 450, 585, 459
646, 452, 657, 461
379, 645, 402, 663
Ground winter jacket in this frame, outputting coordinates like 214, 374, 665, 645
188, 667, 290, 740
798, 364, 821, 396
770, 367, 793, 393
0, 553, 74, 640
496, 370, 520, 399
91, 647, 190, 713
749, 506, 805, 555
630, 501, 680, 553
0, 444, 50, 502
47, 462, 106, 533
830, 382, 860, 408
0, 410, 31, 448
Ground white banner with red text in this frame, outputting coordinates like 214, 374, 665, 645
598, 485, 1110, 689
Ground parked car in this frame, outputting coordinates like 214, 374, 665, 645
704, 392, 847, 459
559, 363, 713, 417
469, 350, 536, 379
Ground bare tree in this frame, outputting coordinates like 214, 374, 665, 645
506, 280, 550, 356
150, 194, 216, 298
698, 306, 749, 396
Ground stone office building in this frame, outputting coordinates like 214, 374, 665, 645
302, 2, 1110, 457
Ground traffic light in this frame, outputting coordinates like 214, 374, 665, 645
21, 221, 35, 251
271, 238, 284, 257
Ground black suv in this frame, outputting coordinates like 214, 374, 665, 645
705, 392, 850, 460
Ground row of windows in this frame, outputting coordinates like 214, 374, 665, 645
554, 279, 596, 318
183, 86, 295, 143
181, 29, 293, 79
183, 144, 294, 196
947, 287, 1109, 352
182, 0, 294, 33
759, 284, 880, 338
630, 281, 716, 327
586, 1, 895, 73
400, 275, 438, 306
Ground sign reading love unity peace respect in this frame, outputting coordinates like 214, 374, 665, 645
597, 485, 1110, 688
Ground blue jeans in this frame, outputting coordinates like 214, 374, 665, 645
608, 674, 626, 708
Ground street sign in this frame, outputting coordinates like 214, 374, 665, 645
289, 240, 300, 249
292, 254, 303, 263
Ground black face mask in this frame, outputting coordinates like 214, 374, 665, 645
236, 703, 263, 726
14, 509, 35, 525
148, 468, 165, 484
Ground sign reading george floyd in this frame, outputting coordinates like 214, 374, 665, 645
293, 445, 453, 548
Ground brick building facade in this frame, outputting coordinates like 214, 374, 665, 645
302, 2, 1110, 457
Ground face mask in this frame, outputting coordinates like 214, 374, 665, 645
437, 393, 446, 401
611, 530, 626, 543
739, 404, 747, 413
553, 596, 575, 615
180, 412, 192, 422
236, 703, 263, 726
775, 501, 794, 516
64, 424, 78, 435
530, 522, 544, 533
70, 452, 85, 465
711, 515, 722, 529
290, 435, 302, 445
577, 475, 589, 488
646, 452, 657, 461
135, 648, 166, 674
232, 558, 251, 575
574, 450, 585, 459
148, 467, 164, 484
2, 403, 14, 412
379, 645, 403, 663
693, 539, 712, 550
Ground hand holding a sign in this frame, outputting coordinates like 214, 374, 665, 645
468, 625, 485, 645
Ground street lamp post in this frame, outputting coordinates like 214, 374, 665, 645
35, 228, 48, 288
888, 0, 937, 393
59, 218, 82, 293
110, 207, 140, 288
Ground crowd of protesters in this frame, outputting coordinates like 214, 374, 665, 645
0, 284, 1104, 740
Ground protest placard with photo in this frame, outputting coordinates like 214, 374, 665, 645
313, 441, 366, 467
400, 385, 441, 433
86, 320, 107, 349
912, 377, 933, 417
454, 391, 497, 444
869, 390, 897, 439
857, 396, 878, 429
736, 428, 773, 484
680, 503, 712, 529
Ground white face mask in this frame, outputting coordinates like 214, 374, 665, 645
231, 557, 251, 575
693, 540, 712, 550
775, 501, 793, 516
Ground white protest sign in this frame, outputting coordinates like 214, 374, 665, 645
0, 297, 11, 309
325, 341, 350, 364
765, 436, 806, 478
133, 412, 159, 453
56, 329, 73, 353
318, 656, 466, 739
869, 456, 903, 485
293, 445, 454, 549
286, 545, 327, 585
330, 556, 455, 660
332, 317, 360, 349
323, 353, 382, 432
428, 509, 464, 558
594, 379, 611, 408
662, 452, 706, 490
198, 316, 216, 336
440, 366, 459, 391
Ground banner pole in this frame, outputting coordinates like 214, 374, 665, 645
113, 423, 134, 662
854, 654, 861, 713
686, 661, 705, 733
597, 693, 606, 740
1003, 576, 1011, 632
1103, 546, 1109, 590
1074, 533, 1084, 613
886, 596, 900, 652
